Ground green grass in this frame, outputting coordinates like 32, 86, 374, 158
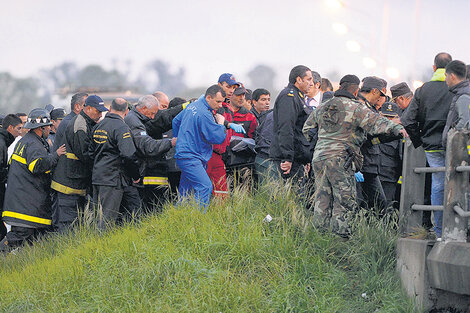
0, 181, 416, 312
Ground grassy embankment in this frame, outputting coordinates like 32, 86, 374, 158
0, 181, 416, 312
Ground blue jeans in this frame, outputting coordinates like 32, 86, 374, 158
176, 158, 213, 211
425, 151, 445, 237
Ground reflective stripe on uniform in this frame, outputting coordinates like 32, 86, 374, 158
214, 190, 229, 194
51, 180, 86, 196
467, 145, 470, 155
424, 149, 444, 153
143, 176, 169, 185
2, 211, 52, 226
371, 138, 381, 145
66, 152, 79, 160
11, 154, 26, 164
28, 158, 39, 172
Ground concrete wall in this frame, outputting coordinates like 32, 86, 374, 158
397, 238, 434, 310
397, 238, 470, 312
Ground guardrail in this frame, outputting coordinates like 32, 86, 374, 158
397, 129, 470, 310
399, 128, 470, 242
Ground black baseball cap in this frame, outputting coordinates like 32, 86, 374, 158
380, 101, 400, 117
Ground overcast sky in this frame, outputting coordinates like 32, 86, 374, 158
1, 0, 469, 90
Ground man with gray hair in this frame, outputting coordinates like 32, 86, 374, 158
306, 71, 322, 109
124, 95, 175, 210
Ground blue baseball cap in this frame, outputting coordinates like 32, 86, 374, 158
85, 95, 108, 112
218, 73, 239, 86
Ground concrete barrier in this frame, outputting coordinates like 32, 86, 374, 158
397, 238, 434, 310
427, 242, 470, 295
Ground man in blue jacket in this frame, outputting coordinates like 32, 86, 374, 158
173, 85, 243, 210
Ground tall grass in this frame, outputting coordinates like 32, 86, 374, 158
0, 180, 416, 312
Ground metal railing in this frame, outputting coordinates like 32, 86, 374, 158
399, 129, 470, 242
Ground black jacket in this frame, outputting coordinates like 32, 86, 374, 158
442, 80, 470, 147
378, 139, 403, 183
255, 110, 273, 158
3, 132, 59, 228
251, 108, 262, 125
401, 80, 453, 150
358, 95, 401, 174
0, 129, 15, 186
145, 104, 184, 139
269, 83, 313, 164
0, 129, 15, 210
51, 111, 96, 195
91, 113, 140, 187
358, 95, 381, 174
124, 108, 172, 186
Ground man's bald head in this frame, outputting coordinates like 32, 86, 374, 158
111, 98, 129, 112
152, 91, 170, 109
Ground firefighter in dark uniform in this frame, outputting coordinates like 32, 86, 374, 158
269, 65, 314, 180
91, 98, 140, 228
51, 95, 108, 232
378, 101, 403, 210
0, 108, 66, 252
124, 95, 175, 211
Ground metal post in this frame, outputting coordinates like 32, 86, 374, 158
400, 138, 426, 235
442, 129, 469, 242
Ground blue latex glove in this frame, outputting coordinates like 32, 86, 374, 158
229, 123, 246, 134
355, 172, 364, 183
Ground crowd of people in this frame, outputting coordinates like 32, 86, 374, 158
0, 51, 468, 252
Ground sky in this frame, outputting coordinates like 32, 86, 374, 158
1, 0, 469, 90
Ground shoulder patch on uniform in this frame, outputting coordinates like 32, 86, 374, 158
93, 129, 108, 144
74, 114, 87, 133
140, 131, 147, 136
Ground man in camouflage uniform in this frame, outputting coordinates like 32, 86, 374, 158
303, 75, 407, 237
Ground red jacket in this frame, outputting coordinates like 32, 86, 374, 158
212, 102, 233, 154
232, 107, 258, 139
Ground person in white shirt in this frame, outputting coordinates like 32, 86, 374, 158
306, 71, 322, 109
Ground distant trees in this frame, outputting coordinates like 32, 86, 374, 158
0, 72, 40, 113
0, 60, 282, 113
141, 59, 187, 96
247, 64, 276, 92
78, 65, 128, 90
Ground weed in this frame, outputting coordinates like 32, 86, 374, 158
0, 180, 415, 312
